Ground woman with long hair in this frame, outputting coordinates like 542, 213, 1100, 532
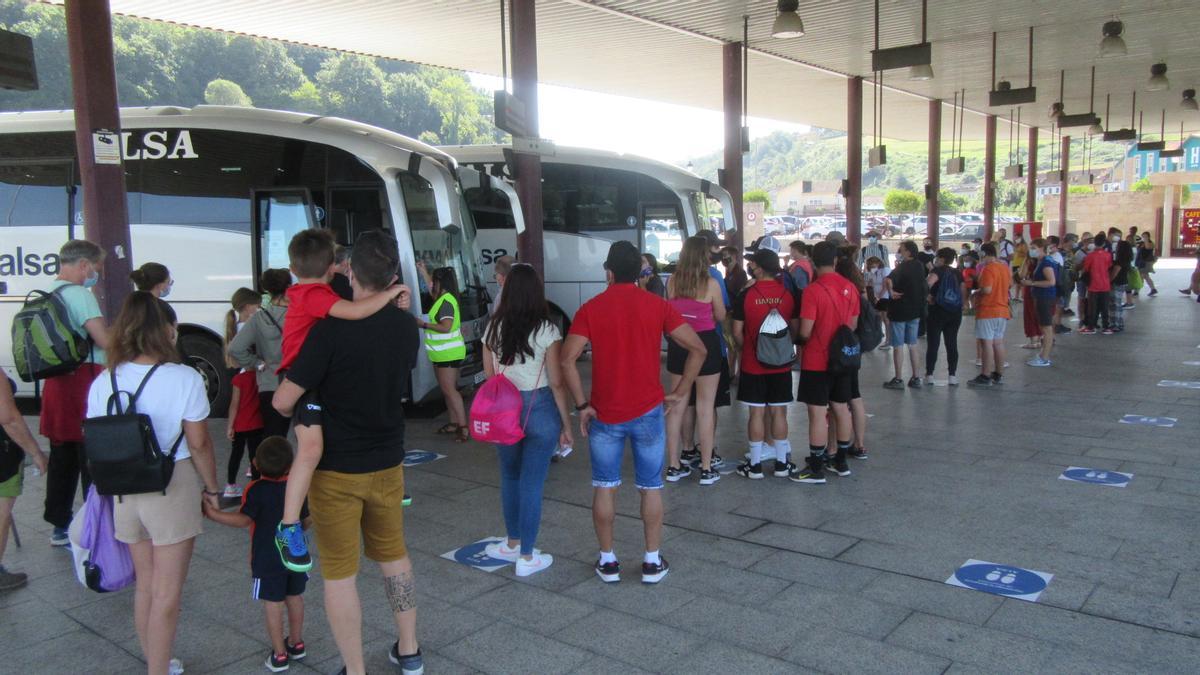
417, 262, 469, 442
1136, 233, 1158, 296
639, 253, 666, 297
130, 262, 173, 298
85, 292, 220, 675
228, 269, 292, 438
664, 236, 726, 485
480, 264, 573, 576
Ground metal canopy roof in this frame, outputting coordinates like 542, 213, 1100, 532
80, 1, 1200, 143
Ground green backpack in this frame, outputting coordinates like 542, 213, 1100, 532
11, 287, 91, 382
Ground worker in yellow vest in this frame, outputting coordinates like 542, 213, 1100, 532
417, 262, 469, 442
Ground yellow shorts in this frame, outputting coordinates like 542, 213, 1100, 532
309, 463, 408, 580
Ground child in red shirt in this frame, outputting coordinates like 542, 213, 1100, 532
225, 368, 264, 498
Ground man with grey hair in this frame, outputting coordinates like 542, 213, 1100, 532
41, 239, 111, 546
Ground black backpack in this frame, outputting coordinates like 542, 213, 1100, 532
84, 365, 183, 497
855, 294, 884, 353
818, 285, 862, 373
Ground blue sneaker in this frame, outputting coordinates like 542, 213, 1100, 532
274, 522, 312, 573
389, 643, 424, 675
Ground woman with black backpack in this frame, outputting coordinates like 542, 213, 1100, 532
85, 292, 220, 675
924, 248, 965, 386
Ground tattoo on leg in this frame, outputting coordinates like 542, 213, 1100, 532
384, 571, 417, 613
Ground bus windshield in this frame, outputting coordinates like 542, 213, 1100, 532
399, 171, 487, 322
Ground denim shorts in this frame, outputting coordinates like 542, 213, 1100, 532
975, 317, 1008, 340
890, 318, 920, 346
588, 404, 665, 490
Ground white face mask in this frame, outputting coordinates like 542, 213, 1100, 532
868, 237, 878, 244
1030, 249, 1042, 259
1086, 243, 1096, 252
964, 261, 974, 268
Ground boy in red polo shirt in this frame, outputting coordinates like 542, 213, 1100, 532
792, 241, 860, 485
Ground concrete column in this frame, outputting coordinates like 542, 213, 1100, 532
983, 114, 996, 242
65, 0, 131, 319
1026, 126, 1037, 223
926, 99, 941, 247
1058, 134, 1070, 238
510, 0, 544, 276
846, 76, 863, 243
722, 42, 743, 250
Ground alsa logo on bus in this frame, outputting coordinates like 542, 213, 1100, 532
0, 248, 60, 278
120, 130, 199, 160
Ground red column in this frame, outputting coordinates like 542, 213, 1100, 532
1058, 134, 1070, 238
510, 0, 544, 276
66, 0, 131, 319
926, 99, 941, 247
722, 42, 743, 250
846, 77, 863, 244
1026, 126, 1038, 223
983, 114, 997, 242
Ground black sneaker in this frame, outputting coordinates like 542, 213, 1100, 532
710, 453, 724, 469
595, 559, 621, 583
735, 461, 764, 479
773, 460, 796, 477
265, 651, 288, 673
883, 377, 905, 390
680, 446, 699, 466
788, 456, 827, 484
285, 638, 305, 660
641, 557, 670, 584
665, 465, 692, 482
966, 374, 993, 388
698, 468, 720, 485
908, 376, 923, 388
826, 452, 851, 477
389, 643, 424, 675
848, 446, 868, 460
991, 373, 1003, 385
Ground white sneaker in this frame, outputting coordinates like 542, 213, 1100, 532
222, 484, 243, 499
744, 447, 777, 462
484, 541, 521, 563
948, 375, 959, 386
245, 467, 252, 478
169, 658, 185, 675
515, 553, 554, 577
974, 359, 982, 366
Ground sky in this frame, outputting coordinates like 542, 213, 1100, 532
469, 73, 809, 166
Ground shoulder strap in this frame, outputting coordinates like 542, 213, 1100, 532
105, 363, 159, 416
129, 364, 162, 408
260, 307, 283, 332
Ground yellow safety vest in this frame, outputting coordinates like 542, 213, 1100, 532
424, 293, 466, 362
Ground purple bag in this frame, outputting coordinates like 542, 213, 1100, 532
77, 486, 135, 593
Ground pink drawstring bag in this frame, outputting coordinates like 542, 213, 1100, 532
469, 355, 543, 445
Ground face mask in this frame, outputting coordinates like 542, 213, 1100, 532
868, 237, 878, 244
83, 270, 99, 289
1086, 243, 1096, 252
1030, 249, 1042, 259
964, 261, 974, 268
159, 286, 171, 299
867, 266, 878, 273
709, 252, 722, 264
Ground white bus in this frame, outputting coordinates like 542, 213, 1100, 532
1, 105, 506, 408
441, 144, 736, 328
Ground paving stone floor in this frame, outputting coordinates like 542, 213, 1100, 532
3, 265, 1200, 674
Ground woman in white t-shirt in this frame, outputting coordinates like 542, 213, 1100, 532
86, 292, 220, 675
479, 264, 573, 577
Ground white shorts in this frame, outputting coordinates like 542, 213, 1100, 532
975, 318, 1008, 341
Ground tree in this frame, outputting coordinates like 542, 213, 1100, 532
936, 189, 966, 213
1133, 176, 1191, 201
1067, 185, 1095, 195
744, 189, 771, 214
204, 79, 252, 106
884, 189, 922, 214
893, 172, 912, 190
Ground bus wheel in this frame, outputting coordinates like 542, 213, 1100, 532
180, 333, 231, 415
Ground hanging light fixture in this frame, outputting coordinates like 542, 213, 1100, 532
1182, 89, 1198, 112
1146, 63, 1169, 92
909, 64, 934, 81
771, 0, 805, 38
1098, 20, 1126, 57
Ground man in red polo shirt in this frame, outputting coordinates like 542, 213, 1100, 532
792, 241, 860, 485
563, 241, 706, 585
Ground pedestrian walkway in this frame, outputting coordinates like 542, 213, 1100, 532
2, 266, 1199, 673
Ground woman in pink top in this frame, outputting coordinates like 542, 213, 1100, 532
664, 237, 727, 485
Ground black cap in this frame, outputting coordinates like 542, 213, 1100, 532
749, 248, 781, 275
696, 229, 724, 248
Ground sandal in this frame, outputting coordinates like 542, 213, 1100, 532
456, 426, 471, 443
436, 423, 459, 435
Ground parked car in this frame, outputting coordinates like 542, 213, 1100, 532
807, 219, 848, 240
945, 223, 986, 241
902, 215, 959, 236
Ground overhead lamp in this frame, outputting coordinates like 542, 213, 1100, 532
1182, 89, 1198, 112
871, 0, 931, 72
1088, 120, 1105, 135
989, 28, 1037, 106
909, 64, 934, 81
770, 0, 805, 38
1146, 63, 1169, 92
1099, 20, 1126, 57
1048, 102, 1063, 120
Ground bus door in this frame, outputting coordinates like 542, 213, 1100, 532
640, 203, 683, 265
326, 186, 389, 246
251, 188, 317, 282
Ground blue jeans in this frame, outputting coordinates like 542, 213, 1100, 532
495, 387, 560, 555
588, 404, 666, 490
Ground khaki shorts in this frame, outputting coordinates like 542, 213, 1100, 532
114, 459, 203, 546
309, 462, 408, 580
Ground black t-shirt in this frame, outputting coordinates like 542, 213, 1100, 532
887, 258, 929, 322
916, 251, 935, 270
286, 304, 420, 473
241, 478, 308, 578
330, 273, 353, 301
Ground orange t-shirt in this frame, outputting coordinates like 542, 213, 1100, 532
975, 261, 1012, 320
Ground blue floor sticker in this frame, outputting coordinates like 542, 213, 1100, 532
1059, 467, 1133, 488
440, 537, 511, 572
1119, 415, 1177, 428
402, 450, 446, 467
1157, 380, 1200, 389
945, 559, 1053, 602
